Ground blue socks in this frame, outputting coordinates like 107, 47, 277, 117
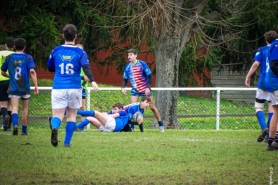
51, 117, 62, 129
76, 119, 90, 129
77, 110, 95, 117
64, 121, 76, 146
256, 110, 266, 130
12, 113, 18, 127
158, 121, 163, 127
22, 125, 27, 133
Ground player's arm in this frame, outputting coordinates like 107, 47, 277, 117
1, 59, 9, 78
121, 65, 129, 95
47, 52, 55, 72
30, 68, 39, 95
82, 64, 98, 91
245, 61, 260, 87
110, 110, 127, 118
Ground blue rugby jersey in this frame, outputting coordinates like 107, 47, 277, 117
123, 60, 151, 94
253, 45, 269, 90
47, 45, 90, 89
123, 103, 144, 121
266, 40, 278, 92
1, 52, 36, 95
113, 110, 129, 132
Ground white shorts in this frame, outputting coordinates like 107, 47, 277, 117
9, 94, 30, 99
98, 116, 116, 132
255, 89, 269, 101
51, 89, 82, 109
268, 91, 278, 105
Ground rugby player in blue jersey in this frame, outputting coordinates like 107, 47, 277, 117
76, 97, 150, 132
47, 24, 98, 147
76, 103, 129, 132
121, 49, 164, 132
1, 38, 39, 135
121, 96, 151, 132
245, 31, 277, 142
265, 31, 278, 151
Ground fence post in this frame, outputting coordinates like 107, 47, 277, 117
216, 89, 220, 130
86, 88, 91, 129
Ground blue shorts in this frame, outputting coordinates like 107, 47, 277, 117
131, 88, 153, 97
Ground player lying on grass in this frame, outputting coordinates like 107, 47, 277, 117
76, 103, 129, 132
76, 96, 151, 132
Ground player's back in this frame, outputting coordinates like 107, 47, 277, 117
114, 110, 129, 132
254, 45, 269, 90
4, 52, 35, 95
47, 45, 89, 89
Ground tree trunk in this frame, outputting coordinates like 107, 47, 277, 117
154, 35, 190, 129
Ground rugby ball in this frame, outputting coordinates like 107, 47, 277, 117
133, 112, 143, 122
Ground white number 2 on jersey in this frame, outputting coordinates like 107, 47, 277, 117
59, 63, 74, 74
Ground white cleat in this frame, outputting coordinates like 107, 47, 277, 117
159, 126, 165, 133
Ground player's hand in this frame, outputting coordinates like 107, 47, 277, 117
84, 76, 90, 82
91, 81, 99, 92
121, 88, 126, 95
245, 78, 250, 87
34, 86, 39, 95
145, 87, 150, 96
138, 118, 143, 125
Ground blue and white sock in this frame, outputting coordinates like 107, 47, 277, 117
256, 110, 266, 130
51, 117, 62, 130
12, 113, 18, 127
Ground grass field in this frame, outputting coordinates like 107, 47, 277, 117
0, 128, 277, 185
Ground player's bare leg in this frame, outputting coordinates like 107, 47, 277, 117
21, 99, 30, 135
10, 98, 19, 135
149, 96, 164, 132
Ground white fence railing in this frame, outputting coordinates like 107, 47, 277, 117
31, 87, 258, 130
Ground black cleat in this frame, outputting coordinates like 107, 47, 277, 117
257, 128, 269, 142
21, 132, 28, 136
13, 127, 18, 136
4, 115, 10, 131
51, 128, 58, 147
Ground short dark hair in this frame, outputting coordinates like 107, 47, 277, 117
127, 48, 138, 55
112, 103, 124, 109
63, 24, 77, 42
5, 37, 14, 49
264, 31, 277, 44
141, 96, 151, 103
14, 38, 26, 50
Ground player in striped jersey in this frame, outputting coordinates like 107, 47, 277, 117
121, 49, 164, 132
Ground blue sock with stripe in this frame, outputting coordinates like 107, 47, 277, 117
77, 110, 95, 117
51, 117, 62, 130
64, 121, 76, 146
256, 110, 266, 130
12, 113, 18, 127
